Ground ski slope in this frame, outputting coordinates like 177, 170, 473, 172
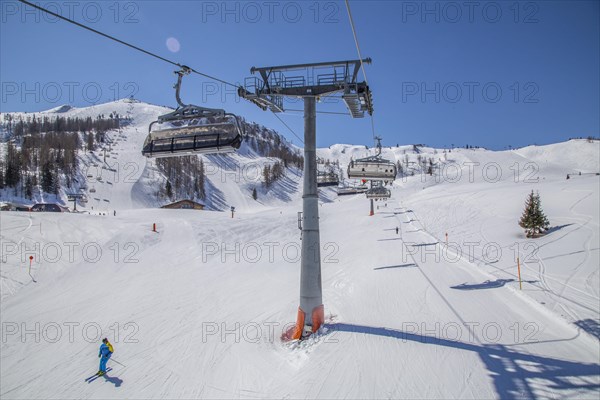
1, 137, 599, 398
1, 99, 599, 397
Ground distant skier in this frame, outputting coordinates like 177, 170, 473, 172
98, 338, 114, 375
396, 227, 399, 235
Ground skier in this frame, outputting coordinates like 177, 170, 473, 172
395, 227, 399, 235
98, 338, 114, 375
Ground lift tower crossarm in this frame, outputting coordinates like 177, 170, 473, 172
238, 58, 373, 117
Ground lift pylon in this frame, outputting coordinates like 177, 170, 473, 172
239, 59, 373, 340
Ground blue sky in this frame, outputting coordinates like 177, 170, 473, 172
1, 0, 598, 149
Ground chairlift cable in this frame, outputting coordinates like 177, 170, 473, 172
344, 0, 377, 143
17, 0, 239, 89
19, 0, 349, 147
273, 113, 304, 145
344, 0, 369, 87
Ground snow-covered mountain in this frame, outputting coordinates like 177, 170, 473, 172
1, 99, 599, 398
0, 99, 307, 212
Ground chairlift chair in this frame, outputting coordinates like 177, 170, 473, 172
347, 136, 396, 183
142, 66, 243, 158
337, 181, 368, 195
316, 158, 341, 187
317, 172, 340, 187
365, 182, 391, 200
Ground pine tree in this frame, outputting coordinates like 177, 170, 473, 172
519, 190, 550, 237
87, 132, 95, 151
263, 165, 271, 187
197, 159, 206, 200
531, 192, 550, 233
41, 162, 54, 193
25, 175, 33, 199
165, 180, 173, 199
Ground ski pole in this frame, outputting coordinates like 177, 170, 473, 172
110, 358, 126, 367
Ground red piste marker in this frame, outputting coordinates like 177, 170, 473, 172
28, 256, 36, 282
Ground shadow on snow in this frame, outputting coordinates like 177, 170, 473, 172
103, 373, 123, 387
574, 319, 600, 341
373, 264, 417, 271
327, 323, 600, 399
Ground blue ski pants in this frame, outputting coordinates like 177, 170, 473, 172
99, 353, 111, 372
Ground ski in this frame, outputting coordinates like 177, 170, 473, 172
84, 367, 112, 382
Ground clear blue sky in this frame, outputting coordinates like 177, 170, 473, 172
1, 0, 598, 149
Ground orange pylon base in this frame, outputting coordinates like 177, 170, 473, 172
311, 304, 324, 332
281, 305, 325, 342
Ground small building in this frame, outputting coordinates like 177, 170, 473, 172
1, 202, 31, 211
1, 202, 15, 211
31, 203, 68, 212
161, 199, 205, 210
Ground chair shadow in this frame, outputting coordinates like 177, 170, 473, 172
373, 264, 416, 271
451, 279, 516, 290
327, 322, 600, 399
103, 374, 124, 387
451, 279, 539, 290
411, 242, 438, 247
574, 319, 600, 340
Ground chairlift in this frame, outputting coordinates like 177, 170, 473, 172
347, 136, 396, 182
365, 181, 391, 200
316, 157, 341, 187
317, 172, 340, 187
337, 181, 368, 196
142, 66, 243, 158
